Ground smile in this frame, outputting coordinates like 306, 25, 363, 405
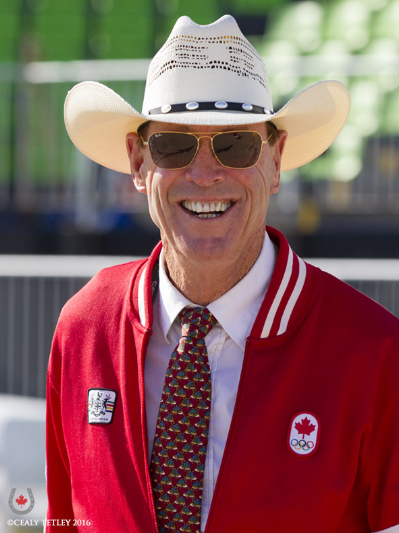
181, 200, 234, 218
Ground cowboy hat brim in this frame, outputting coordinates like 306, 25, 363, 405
64, 79, 350, 174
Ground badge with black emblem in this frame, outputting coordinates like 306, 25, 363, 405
87, 388, 117, 424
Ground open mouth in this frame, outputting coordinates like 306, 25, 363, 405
180, 200, 234, 219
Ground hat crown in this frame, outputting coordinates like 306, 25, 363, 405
142, 15, 273, 114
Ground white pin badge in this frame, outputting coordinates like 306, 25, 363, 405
88, 388, 117, 424
288, 412, 320, 456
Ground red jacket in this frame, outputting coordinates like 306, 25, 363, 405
46, 227, 399, 532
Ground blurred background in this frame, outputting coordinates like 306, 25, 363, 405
0, 0, 399, 529
1, 0, 399, 258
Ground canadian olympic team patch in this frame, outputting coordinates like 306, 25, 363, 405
288, 412, 320, 456
87, 388, 117, 424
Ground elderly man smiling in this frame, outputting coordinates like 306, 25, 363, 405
127, 120, 283, 307
46, 14, 399, 533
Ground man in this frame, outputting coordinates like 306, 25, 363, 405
46, 14, 399, 533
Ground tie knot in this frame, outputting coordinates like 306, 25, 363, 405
178, 306, 218, 339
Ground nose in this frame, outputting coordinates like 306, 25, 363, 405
184, 136, 226, 185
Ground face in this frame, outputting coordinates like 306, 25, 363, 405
126, 121, 287, 270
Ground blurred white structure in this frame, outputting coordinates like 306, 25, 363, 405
0, 394, 46, 532
0, 255, 398, 400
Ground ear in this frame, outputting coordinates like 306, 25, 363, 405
270, 130, 288, 194
126, 132, 147, 194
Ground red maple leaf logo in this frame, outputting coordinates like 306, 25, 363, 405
16, 494, 28, 507
295, 417, 316, 439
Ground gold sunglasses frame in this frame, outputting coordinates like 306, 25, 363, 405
140, 130, 274, 170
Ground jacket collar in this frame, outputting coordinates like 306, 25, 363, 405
134, 227, 312, 339
157, 232, 276, 350
251, 226, 309, 338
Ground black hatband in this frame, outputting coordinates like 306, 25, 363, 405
148, 101, 273, 116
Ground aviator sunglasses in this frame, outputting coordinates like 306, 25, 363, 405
140, 130, 274, 170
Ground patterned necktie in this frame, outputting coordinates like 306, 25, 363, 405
150, 306, 218, 533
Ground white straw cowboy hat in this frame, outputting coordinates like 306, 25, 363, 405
64, 14, 350, 173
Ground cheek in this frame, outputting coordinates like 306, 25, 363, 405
252, 167, 272, 202
139, 167, 160, 223
148, 185, 163, 225
146, 172, 174, 228
246, 167, 275, 221
259, 152, 279, 193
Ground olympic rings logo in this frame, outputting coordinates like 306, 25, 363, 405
290, 439, 314, 452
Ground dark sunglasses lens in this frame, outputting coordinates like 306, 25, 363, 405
148, 132, 198, 169
213, 131, 262, 168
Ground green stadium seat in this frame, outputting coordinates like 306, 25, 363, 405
363, 38, 399, 95
0, 11, 19, 62
381, 89, 399, 134
323, 0, 371, 52
265, 2, 324, 54
260, 40, 300, 108
0, 83, 13, 184
100, 13, 153, 59
312, 40, 350, 85
231, 0, 288, 14
33, 14, 87, 61
103, 0, 143, 15
154, 0, 221, 48
372, 0, 399, 40
33, 0, 85, 14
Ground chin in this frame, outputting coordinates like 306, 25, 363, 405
180, 236, 236, 262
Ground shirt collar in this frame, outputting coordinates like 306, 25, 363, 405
158, 231, 276, 349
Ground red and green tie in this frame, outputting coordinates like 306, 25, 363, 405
150, 306, 218, 533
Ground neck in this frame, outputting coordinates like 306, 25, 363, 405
163, 233, 265, 306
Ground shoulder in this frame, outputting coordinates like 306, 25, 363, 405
310, 264, 399, 349
57, 258, 148, 332
306, 266, 399, 408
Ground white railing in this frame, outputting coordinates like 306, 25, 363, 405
4, 54, 399, 85
0, 256, 398, 399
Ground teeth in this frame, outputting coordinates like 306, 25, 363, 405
181, 200, 233, 216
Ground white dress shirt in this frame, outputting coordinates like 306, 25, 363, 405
145, 232, 276, 531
